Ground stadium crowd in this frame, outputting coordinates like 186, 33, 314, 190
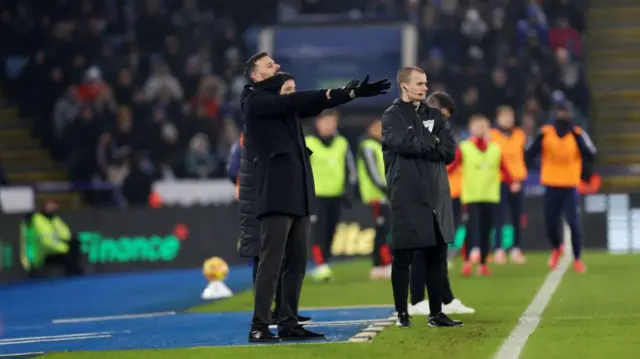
0, 0, 588, 204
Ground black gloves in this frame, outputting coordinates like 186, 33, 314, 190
342, 79, 360, 92
348, 75, 391, 98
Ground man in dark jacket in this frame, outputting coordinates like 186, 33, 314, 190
382, 66, 461, 328
408, 92, 475, 316
242, 52, 390, 342
227, 74, 318, 325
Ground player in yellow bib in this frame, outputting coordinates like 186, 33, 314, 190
305, 109, 357, 281
447, 114, 520, 277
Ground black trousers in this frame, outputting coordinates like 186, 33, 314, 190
312, 197, 342, 265
493, 183, 524, 250
466, 202, 497, 264
27, 236, 84, 279
371, 202, 392, 266
252, 256, 282, 315
544, 186, 583, 259
252, 215, 310, 331
391, 216, 448, 316
410, 250, 455, 306
452, 197, 462, 229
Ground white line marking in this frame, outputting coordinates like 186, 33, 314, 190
0, 332, 115, 344
194, 340, 354, 348
0, 353, 45, 357
299, 304, 393, 311
268, 318, 391, 329
52, 311, 176, 324
493, 224, 572, 359
1, 335, 112, 346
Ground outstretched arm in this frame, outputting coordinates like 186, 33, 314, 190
243, 90, 329, 118
299, 90, 355, 119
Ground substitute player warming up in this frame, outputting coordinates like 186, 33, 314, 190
447, 115, 520, 277
525, 100, 596, 274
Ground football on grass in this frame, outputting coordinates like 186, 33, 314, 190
202, 256, 229, 282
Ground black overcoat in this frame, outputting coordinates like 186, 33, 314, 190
381, 99, 456, 250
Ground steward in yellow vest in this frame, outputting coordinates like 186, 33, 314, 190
447, 114, 520, 276
356, 118, 392, 279
304, 109, 357, 281
20, 200, 84, 278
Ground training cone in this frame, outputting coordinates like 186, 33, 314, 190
201, 281, 233, 300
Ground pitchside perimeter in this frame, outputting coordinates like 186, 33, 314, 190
0, 307, 395, 356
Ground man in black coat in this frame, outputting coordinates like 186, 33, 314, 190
230, 73, 348, 325
381, 66, 462, 328
242, 52, 390, 342
408, 92, 475, 316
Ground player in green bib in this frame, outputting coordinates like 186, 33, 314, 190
305, 109, 357, 281
356, 118, 393, 280
446, 114, 521, 277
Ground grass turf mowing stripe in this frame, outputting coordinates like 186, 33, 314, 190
521, 252, 640, 359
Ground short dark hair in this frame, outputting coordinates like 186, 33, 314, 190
426, 91, 456, 116
244, 52, 269, 81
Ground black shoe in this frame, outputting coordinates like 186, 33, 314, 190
269, 312, 278, 325
396, 312, 411, 327
270, 313, 312, 325
278, 325, 325, 341
297, 314, 312, 324
428, 312, 463, 328
248, 327, 282, 343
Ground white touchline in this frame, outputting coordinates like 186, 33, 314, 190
299, 304, 393, 311
0, 353, 45, 357
0, 335, 112, 346
267, 318, 391, 329
52, 311, 176, 324
0, 332, 115, 344
493, 224, 572, 359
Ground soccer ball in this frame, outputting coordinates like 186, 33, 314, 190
202, 256, 229, 282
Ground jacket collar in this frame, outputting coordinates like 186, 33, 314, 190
244, 72, 294, 94
393, 98, 426, 113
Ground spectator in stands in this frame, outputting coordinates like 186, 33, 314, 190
113, 69, 138, 109
516, 4, 549, 57
52, 85, 80, 142
77, 66, 107, 102
486, 67, 519, 115
145, 107, 179, 170
549, 47, 589, 115
144, 61, 184, 102
0, 0, 589, 208
549, 16, 582, 56
183, 133, 217, 179
122, 151, 155, 206
67, 105, 103, 183
97, 108, 134, 187
93, 85, 117, 121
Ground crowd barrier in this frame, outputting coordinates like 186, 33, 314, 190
0, 196, 611, 284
